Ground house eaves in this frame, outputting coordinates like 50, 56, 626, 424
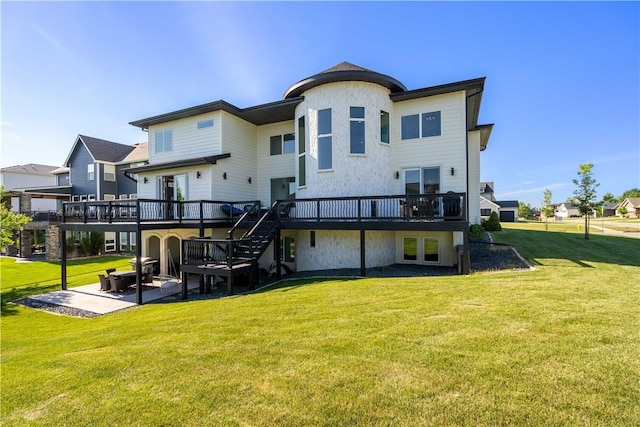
125, 153, 231, 173
390, 77, 486, 131
129, 97, 304, 130
474, 124, 494, 151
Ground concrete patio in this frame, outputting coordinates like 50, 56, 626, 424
25, 278, 200, 316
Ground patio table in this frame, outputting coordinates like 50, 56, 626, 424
109, 270, 137, 285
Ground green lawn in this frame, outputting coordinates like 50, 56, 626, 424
1, 256, 133, 316
1, 229, 639, 426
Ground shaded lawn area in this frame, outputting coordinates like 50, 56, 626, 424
1, 229, 639, 426
0, 256, 132, 316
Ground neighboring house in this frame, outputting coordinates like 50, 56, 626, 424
601, 201, 618, 217
58, 62, 494, 304
496, 201, 519, 222
479, 182, 517, 222
0, 163, 59, 212
480, 196, 500, 218
28, 135, 148, 256
617, 197, 640, 218
480, 182, 496, 202
1, 163, 63, 257
554, 202, 580, 218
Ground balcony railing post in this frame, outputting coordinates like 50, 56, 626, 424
108, 201, 113, 224
316, 199, 321, 222
357, 197, 362, 222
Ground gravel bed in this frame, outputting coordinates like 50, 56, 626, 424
12, 298, 103, 318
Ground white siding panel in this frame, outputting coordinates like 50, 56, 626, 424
468, 130, 481, 224
392, 91, 467, 195
256, 121, 296, 206
214, 112, 258, 202
147, 111, 222, 164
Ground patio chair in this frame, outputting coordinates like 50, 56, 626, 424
279, 202, 295, 218
109, 275, 129, 292
143, 271, 154, 284
98, 274, 110, 292
106, 268, 116, 275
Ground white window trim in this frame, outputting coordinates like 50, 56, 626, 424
422, 236, 441, 265
401, 235, 441, 265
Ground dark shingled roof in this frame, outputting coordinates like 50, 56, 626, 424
78, 135, 137, 163
497, 201, 519, 208
283, 61, 407, 98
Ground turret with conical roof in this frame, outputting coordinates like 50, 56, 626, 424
283, 61, 407, 99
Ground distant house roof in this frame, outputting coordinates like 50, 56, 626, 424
122, 142, 148, 163
63, 135, 148, 166
497, 200, 519, 208
1, 163, 59, 175
622, 197, 640, 208
554, 202, 576, 209
51, 166, 70, 175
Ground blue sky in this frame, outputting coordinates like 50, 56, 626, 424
2, 1, 638, 206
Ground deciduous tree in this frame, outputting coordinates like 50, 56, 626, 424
542, 188, 554, 230
572, 164, 599, 240
0, 186, 32, 250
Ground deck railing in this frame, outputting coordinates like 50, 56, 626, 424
275, 192, 466, 222
62, 199, 259, 224
182, 237, 255, 267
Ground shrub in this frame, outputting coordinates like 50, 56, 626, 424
483, 211, 502, 231
470, 223, 485, 240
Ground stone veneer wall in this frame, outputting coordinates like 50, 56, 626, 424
46, 226, 59, 261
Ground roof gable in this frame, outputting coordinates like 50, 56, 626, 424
63, 135, 137, 166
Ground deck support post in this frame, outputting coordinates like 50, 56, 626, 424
360, 229, 366, 277
199, 274, 206, 294
182, 271, 189, 299
135, 226, 143, 305
462, 226, 470, 275
61, 229, 67, 290
275, 229, 282, 280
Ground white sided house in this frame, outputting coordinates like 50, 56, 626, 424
58, 62, 493, 304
